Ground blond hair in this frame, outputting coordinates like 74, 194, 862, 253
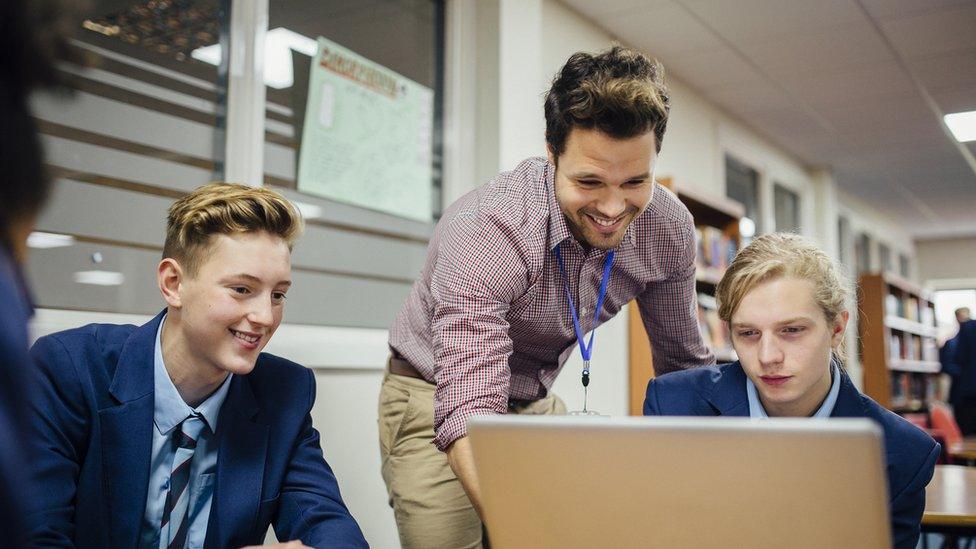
715, 233, 853, 359
163, 182, 302, 275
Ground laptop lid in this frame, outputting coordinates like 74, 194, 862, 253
468, 415, 890, 549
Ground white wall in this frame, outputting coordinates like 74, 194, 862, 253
917, 237, 976, 285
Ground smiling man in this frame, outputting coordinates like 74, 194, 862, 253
26, 183, 367, 548
380, 46, 714, 549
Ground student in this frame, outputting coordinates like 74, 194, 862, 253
643, 232, 939, 549
26, 183, 368, 548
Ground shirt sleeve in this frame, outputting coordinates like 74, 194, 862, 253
635, 219, 714, 375
428, 210, 532, 451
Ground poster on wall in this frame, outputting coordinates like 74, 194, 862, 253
296, 36, 434, 222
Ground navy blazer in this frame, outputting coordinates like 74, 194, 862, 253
644, 362, 939, 549
26, 311, 368, 548
954, 319, 976, 398
0, 248, 35, 546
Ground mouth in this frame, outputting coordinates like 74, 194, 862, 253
759, 375, 792, 387
229, 329, 262, 350
583, 212, 627, 235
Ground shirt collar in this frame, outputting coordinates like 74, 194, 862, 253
544, 160, 642, 254
746, 361, 841, 419
153, 314, 233, 435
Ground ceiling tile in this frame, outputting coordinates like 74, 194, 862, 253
605, 3, 726, 59
934, 88, 976, 114
909, 48, 976, 92
559, 0, 672, 20
859, 0, 976, 20
775, 60, 916, 109
880, 3, 976, 59
664, 48, 765, 90
682, 0, 863, 44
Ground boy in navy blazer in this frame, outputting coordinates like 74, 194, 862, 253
644, 233, 938, 549
26, 184, 368, 548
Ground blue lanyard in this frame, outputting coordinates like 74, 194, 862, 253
553, 245, 616, 385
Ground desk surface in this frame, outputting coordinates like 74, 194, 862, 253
924, 465, 976, 527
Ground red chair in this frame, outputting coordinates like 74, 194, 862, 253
929, 401, 976, 465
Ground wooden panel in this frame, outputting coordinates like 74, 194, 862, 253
628, 302, 653, 416
858, 274, 891, 407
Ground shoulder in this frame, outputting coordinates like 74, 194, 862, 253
31, 323, 136, 375
862, 395, 939, 482
247, 353, 315, 401
646, 363, 734, 414
630, 184, 696, 266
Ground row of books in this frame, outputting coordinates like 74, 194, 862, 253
884, 293, 935, 326
890, 372, 945, 409
694, 226, 738, 272
697, 295, 733, 358
888, 332, 939, 362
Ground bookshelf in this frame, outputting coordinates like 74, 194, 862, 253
858, 272, 942, 413
627, 178, 745, 415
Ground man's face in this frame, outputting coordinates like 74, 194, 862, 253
730, 276, 847, 417
171, 231, 291, 378
549, 128, 657, 250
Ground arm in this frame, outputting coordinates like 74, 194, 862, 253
273, 368, 367, 548
445, 436, 484, 517
25, 335, 91, 547
642, 378, 663, 416
636, 222, 714, 376
889, 441, 940, 549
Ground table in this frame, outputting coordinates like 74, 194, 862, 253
923, 465, 976, 548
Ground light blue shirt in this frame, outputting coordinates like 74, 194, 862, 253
138, 315, 233, 549
746, 362, 841, 419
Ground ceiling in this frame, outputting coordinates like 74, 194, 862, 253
561, 0, 976, 240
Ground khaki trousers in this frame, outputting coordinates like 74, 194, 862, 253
378, 371, 566, 549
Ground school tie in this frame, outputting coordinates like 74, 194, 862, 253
159, 414, 207, 549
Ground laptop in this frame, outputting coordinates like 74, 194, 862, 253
468, 415, 890, 549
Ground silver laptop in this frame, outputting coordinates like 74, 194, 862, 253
468, 415, 890, 549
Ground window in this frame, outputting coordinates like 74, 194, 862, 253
725, 155, 761, 243
773, 183, 800, 232
838, 216, 852, 269
899, 254, 911, 279
878, 244, 892, 274
855, 233, 872, 275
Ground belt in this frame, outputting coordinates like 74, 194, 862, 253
388, 352, 429, 381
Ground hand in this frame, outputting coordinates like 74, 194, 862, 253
446, 435, 484, 518
240, 542, 310, 548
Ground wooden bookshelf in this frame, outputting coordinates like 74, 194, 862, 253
858, 272, 942, 412
627, 178, 745, 415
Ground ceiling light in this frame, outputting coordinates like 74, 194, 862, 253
27, 231, 75, 249
944, 111, 976, 143
190, 27, 318, 89
292, 200, 322, 220
739, 217, 756, 238
73, 270, 125, 286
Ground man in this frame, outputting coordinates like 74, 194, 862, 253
27, 183, 368, 548
380, 46, 713, 548
946, 307, 976, 434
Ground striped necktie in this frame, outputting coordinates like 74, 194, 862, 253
159, 414, 207, 549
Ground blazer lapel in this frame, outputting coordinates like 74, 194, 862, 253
205, 374, 269, 549
830, 368, 871, 418
100, 311, 164, 548
703, 362, 751, 417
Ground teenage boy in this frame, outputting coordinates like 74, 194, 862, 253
26, 183, 368, 548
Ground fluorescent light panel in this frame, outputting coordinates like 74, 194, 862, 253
27, 231, 75, 249
73, 270, 125, 286
944, 111, 976, 143
190, 27, 317, 89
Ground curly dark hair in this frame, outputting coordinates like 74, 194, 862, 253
0, 0, 83, 249
544, 46, 670, 160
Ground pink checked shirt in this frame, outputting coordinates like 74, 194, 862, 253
389, 157, 714, 450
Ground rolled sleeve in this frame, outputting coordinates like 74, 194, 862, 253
429, 212, 530, 451
637, 222, 714, 375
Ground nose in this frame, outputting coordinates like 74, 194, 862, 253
757, 335, 784, 367
595, 187, 627, 219
247, 296, 275, 328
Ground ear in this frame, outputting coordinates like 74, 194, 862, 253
830, 310, 850, 348
158, 258, 184, 308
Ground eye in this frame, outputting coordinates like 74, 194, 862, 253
782, 326, 806, 335
272, 291, 288, 302
624, 179, 646, 187
577, 179, 601, 188
231, 286, 250, 295
737, 330, 759, 338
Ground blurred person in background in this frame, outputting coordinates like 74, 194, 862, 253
0, 0, 80, 544
946, 307, 976, 434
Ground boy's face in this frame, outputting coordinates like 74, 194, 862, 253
170, 231, 291, 378
730, 276, 847, 417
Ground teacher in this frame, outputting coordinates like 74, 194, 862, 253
379, 46, 714, 549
